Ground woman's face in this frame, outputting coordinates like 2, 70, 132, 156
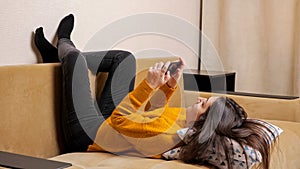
186, 97, 219, 124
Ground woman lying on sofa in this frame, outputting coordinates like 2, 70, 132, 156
35, 14, 281, 169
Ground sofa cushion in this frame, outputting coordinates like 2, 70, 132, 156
49, 119, 300, 169
265, 120, 300, 168
50, 152, 209, 169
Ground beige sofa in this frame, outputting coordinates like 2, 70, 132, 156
0, 57, 300, 169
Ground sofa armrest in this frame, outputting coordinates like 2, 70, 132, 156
184, 90, 300, 123
0, 63, 64, 158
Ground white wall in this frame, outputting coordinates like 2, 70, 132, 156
0, 0, 200, 68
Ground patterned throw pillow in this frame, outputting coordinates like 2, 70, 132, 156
162, 119, 283, 169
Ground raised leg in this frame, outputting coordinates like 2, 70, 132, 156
57, 14, 136, 152
83, 50, 136, 119
58, 38, 104, 152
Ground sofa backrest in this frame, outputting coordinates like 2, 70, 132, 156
184, 90, 300, 123
0, 56, 183, 158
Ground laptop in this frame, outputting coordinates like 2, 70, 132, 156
0, 151, 72, 169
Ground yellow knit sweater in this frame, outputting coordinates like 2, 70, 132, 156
87, 79, 186, 158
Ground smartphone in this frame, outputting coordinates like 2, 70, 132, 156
167, 61, 182, 75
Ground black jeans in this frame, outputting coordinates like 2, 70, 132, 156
58, 38, 136, 152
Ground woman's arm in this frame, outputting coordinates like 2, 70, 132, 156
106, 60, 185, 138
145, 57, 185, 111
108, 79, 183, 138
144, 83, 177, 111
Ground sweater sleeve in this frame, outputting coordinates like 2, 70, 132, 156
144, 83, 177, 111
107, 79, 183, 138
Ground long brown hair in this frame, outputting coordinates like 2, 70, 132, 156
179, 97, 275, 169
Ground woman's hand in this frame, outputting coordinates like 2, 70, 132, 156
167, 57, 185, 88
146, 62, 171, 89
